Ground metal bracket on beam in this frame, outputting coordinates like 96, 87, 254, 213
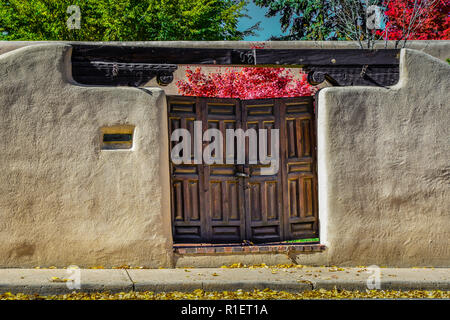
307, 70, 340, 86
76, 61, 178, 86
305, 65, 399, 87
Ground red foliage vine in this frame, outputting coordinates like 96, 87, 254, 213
176, 67, 317, 99
380, 0, 450, 40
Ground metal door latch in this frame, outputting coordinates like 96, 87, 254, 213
235, 172, 249, 178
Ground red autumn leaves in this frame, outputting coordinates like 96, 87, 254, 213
175, 1, 448, 99
380, 0, 450, 40
176, 67, 317, 99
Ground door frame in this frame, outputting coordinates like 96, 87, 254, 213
167, 95, 319, 244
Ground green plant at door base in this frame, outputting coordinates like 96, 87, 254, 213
285, 238, 319, 243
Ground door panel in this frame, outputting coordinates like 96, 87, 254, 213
242, 99, 284, 243
203, 98, 246, 243
280, 97, 318, 240
168, 96, 206, 243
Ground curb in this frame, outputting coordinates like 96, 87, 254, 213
0, 268, 448, 295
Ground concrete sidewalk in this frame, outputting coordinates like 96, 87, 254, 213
0, 267, 448, 295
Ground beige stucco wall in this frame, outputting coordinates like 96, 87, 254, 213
0, 43, 448, 268
317, 48, 450, 267
0, 44, 172, 268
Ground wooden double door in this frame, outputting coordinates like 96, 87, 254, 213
168, 96, 318, 244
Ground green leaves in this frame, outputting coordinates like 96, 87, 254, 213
254, 0, 339, 40
0, 0, 254, 41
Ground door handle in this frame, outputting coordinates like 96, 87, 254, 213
235, 172, 249, 178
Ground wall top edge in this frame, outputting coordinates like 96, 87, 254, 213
1, 40, 448, 61
1, 40, 449, 48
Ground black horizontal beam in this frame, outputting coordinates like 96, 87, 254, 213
72, 45, 400, 66
71, 45, 401, 87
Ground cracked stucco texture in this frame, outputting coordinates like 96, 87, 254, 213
0, 44, 172, 268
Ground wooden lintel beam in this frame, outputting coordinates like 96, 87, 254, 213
72, 45, 400, 66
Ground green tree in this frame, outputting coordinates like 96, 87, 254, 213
254, 0, 337, 40
0, 0, 257, 41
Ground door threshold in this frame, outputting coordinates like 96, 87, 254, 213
173, 242, 325, 254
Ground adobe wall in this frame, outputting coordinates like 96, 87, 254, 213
316, 49, 450, 267
0, 44, 172, 268
0, 43, 448, 268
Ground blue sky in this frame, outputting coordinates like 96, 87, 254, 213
237, 1, 287, 41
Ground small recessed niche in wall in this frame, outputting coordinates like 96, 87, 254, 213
101, 125, 135, 150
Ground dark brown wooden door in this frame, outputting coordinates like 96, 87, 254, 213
203, 98, 246, 243
167, 96, 206, 242
280, 97, 319, 240
241, 99, 284, 243
167, 96, 318, 244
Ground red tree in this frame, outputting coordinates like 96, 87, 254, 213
381, 0, 450, 40
176, 67, 317, 99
